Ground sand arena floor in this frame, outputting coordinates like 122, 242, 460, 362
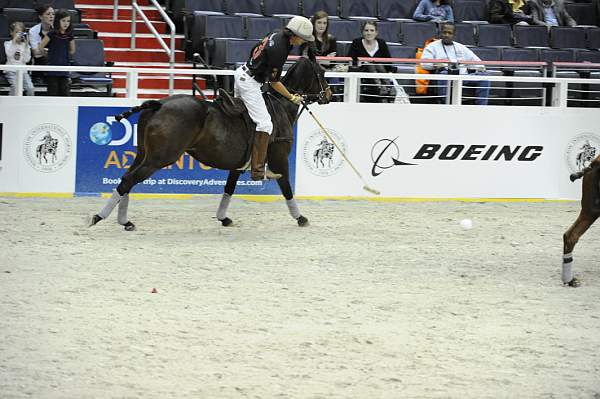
0, 196, 599, 398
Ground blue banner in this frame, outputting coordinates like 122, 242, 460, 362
75, 106, 296, 195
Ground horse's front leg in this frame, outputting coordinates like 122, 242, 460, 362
562, 211, 597, 287
216, 170, 241, 226
268, 142, 308, 227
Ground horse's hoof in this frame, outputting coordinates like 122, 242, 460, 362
87, 214, 103, 227
122, 221, 136, 231
297, 215, 309, 227
220, 217, 233, 227
565, 277, 581, 287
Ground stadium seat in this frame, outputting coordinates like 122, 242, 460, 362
514, 25, 549, 48
576, 49, 600, 63
388, 44, 417, 58
587, 28, 600, 49
477, 24, 512, 47
376, 20, 401, 44
0, 0, 35, 9
193, 14, 244, 39
328, 19, 361, 42
71, 39, 113, 95
453, 0, 488, 23
209, 38, 259, 67
339, 0, 378, 20
263, 0, 300, 17
501, 47, 539, 61
303, 0, 339, 19
227, 0, 262, 17
183, 0, 225, 15
3, 8, 38, 26
565, 3, 598, 26
73, 27, 95, 39
454, 23, 476, 46
48, 0, 76, 9
539, 48, 575, 63
0, 15, 8, 38
470, 46, 501, 60
550, 26, 587, 49
245, 16, 283, 40
377, 0, 416, 21
400, 22, 437, 47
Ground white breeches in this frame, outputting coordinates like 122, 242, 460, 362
234, 66, 273, 134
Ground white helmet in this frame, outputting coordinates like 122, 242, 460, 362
286, 16, 315, 42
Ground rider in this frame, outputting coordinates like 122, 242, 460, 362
235, 16, 314, 180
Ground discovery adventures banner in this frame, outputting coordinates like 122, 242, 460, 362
75, 106, 296, 195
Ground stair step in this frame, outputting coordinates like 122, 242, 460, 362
112, 76, 197, 90
79, 5, 163, 20
83, 19, 167, 34
100, 33, 183, 50
76, 0, 150, 5
105, 47, 186, 62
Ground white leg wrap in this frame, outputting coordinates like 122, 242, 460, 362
217, 193, 231, 220
286, 199, 301, 219
98, 190, 122, 219
562, 253, 573, 284
117, 193, 129, 225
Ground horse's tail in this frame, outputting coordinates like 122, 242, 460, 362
114, 100, 163, 122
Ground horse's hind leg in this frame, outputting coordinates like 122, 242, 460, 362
562, 211, 598, 287
216, 171, 241, 226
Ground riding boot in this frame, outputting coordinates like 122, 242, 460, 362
251, 131, 282, 181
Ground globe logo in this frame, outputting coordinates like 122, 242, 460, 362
89, 122, 112, 145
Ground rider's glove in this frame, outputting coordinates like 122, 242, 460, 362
289, 94, 303, 105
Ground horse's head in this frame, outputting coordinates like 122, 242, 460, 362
282, 52, 332, 105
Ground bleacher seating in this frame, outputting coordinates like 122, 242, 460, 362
453, 0, 488, 23
48, 0, 76, 9
339, 0, 378, 20
470, 46, 502, 61
227, 0, 262, 17
0, 0, 35, 9
303, 0, 339, 18
209, 38, 258, 67
477, 24, 512, 47
577, 50, 600, 63
514, 25, 549, 48
377, 0, 416, 21
3, 8, 38, 26
540, 48, 575, 63
454, 23, 476, 46
71, 38, 113, 95
588, 28, 600, 49
388, 45, 417, 59
565, 3, 598, 26
328, 19, 361, 42
263, 0, 300, 17
245, 16, 282, 40
400, 22, 437, 47
375, 20, 401, 44
551, 26, 587, 49
0, 14, 8, 38
501, 47, 539, 62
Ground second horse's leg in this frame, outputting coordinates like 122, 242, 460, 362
562, 211, 598, 287
216, 171, 242, 226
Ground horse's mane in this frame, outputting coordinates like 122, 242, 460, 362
281, 56, 314, 91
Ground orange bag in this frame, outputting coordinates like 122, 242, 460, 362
415, 38, 436, 95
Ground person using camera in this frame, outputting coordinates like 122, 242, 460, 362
420, 23, 490, 105
4, 22, 35, 96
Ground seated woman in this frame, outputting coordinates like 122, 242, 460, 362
413, 0, 454, 23
489, 0, 532, 24
347, 21, 396, 103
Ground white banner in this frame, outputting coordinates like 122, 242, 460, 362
296, 104, 600, 199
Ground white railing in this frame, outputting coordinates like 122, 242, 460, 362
1, 64, 600, 108
130, 0, 176, 93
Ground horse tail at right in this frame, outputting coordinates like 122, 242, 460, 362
114, 100, 163, 122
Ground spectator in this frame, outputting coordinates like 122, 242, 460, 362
527, 0, 576, 27
489, 0, 533, 24
38, 9, 76, 96
4, 22, 35, 96
347, 21, 396, 103
413, 0, 454, 23
28, 4, 54, 82
420, 23, 490, 105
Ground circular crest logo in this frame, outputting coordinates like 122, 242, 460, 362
302, 129, 346, 177
23, 123, 72, 173
565, 133, 600, 174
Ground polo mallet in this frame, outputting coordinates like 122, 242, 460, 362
301, 102, 381, 195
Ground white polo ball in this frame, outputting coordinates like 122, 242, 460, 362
460, 218, 473, 230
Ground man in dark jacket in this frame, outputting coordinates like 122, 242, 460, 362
527, 0, 576, 27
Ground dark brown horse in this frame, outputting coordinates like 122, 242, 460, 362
88, 55, 331, 230
562, 154, 600, 286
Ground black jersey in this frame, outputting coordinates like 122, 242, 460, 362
245, 30, 292, 84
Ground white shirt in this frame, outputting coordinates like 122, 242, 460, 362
420, 39, 484, 74
4, 40, 32, 65
28, 23, 48, 58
